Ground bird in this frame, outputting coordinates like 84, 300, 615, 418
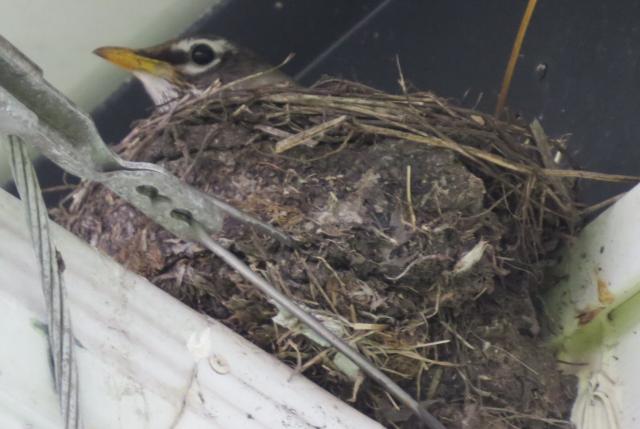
93, 35, 293, 108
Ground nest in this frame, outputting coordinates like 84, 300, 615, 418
51, 78, 610, 428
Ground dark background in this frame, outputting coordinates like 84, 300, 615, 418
23, 0, 640, 205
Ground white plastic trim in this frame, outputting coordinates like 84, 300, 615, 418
0, 188, 382, 429
546, 183, 640, 429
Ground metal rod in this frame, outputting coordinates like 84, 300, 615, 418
193, 222, 445, 429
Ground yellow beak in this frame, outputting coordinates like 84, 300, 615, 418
93, 46, 178, 81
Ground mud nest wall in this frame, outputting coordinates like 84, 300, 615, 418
52, 79, 583, 428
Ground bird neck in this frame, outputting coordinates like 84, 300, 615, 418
133, 71, 182, 111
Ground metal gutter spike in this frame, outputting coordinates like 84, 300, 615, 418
0, 34, 290, 243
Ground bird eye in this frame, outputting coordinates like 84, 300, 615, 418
190, 44, 216, 65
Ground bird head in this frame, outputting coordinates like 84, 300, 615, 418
94, 36, 291, 108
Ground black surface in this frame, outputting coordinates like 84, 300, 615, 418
16, 0, 640, 205
295, 0, 640, 204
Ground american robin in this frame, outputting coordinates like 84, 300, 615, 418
94, 35, 292, 108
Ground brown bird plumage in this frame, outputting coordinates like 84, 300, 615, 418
94, 35, 292, 107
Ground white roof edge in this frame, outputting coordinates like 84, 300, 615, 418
0, 188, 382, 428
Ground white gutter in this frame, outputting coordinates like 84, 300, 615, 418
545, 184, 640, 429
0, 188, 382, 429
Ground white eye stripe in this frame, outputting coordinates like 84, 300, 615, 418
178, 59, 222, 75
173, 38, 236, 76
174, 38, 235, 54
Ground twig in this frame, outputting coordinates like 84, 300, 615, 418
579, 192, 626, 216
275, 115, 347, 153
495, 0, 539, 117
406, 165, 417, 228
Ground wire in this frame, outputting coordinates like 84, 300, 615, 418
295, 0, 395, 81
193, 222, 445, 429
8, 136, 82, 429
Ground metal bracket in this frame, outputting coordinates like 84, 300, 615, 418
0, 35, 290, 243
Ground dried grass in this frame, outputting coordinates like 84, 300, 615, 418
57, 77, 630, 427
